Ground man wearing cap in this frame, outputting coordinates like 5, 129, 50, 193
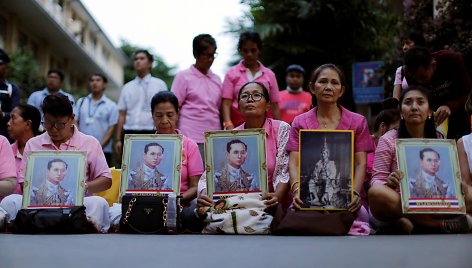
0, 49, 21, 140
278, 64, 312, 124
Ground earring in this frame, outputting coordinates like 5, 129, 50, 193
428, 114, 431, 119
400, 115, 404, 120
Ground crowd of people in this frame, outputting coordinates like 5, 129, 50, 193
0, 30, 471, 235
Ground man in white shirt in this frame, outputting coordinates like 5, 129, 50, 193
410, 148, 454, 198
115, 50, 167, 156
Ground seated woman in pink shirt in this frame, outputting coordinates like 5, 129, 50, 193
0, 94, 112, 232
171, 34, 223, 161
221, 31, 280, 129
369, 86, 472, 234
0, 135, 17, 229
110, 91, 204, 231
288, 64, 374, 235
197, 81, 290, 210
6, 104, 41, 195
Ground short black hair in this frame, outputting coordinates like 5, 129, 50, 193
41, 93, 73, 117
193, 34, 217, 57
419, 148, 440, 160
402, 30, 426, 47
134, 50, 153, 63
151, 91, 179, 113
47, 69, 65, 81
90, 73, 108, 84
404, 46, 433, 73
373, 98, 400, 133
144, 142, 164, 154
238, 31, 263, 51
226, 139, 247, 153
47, 159, 68, 170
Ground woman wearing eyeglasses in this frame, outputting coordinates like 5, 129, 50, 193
198, 81, 290, 211
0, 94, 112, 232
171, 34, 223, 162
221, 31, 281, 130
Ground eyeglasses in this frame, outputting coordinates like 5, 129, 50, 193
43, 120, 68, 130
200, 52, 218, 59
239, 92, 264, 102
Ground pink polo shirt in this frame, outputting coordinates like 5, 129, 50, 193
171, 65, 223, 143
222, 61, 280, 125
176, 129, 204, 194
19, 126, 111, 189
287, 106, 374, 153
11, 141, 23, 194
0, 136, 17, 200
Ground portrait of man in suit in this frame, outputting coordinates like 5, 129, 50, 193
410, 148, 454, 198
128, 142, 171, 190
31, 159, 74, 206
214, 139, 258, 192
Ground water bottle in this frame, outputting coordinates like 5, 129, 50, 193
166, 192, 177, 234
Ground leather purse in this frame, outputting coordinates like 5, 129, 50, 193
11, 206, 97, 234
119, 195, 179, 234
270, 204, 355, 236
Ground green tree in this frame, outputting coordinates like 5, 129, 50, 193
227, 0, 400, 109
7, 48, 44, 103
120, 40, 176, 88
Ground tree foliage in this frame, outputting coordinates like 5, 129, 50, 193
7, 48, 44, 103
227, 0, 400, 109
400, 0, 472, 75
119, 40, 176, 88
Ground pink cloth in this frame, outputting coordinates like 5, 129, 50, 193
286, 106, 374, 153
278, 90, 312, 124
0, 136, 17, 201
176, 129, 204, 194
222, 61, 280, 125
10, 142, 23, 194
172, 65, 223, 143
19, 126, 111, 190
370, 129, 399, 189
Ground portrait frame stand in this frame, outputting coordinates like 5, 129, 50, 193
396, 139, 466, 214
204, 129, 268, 200
298, 130, 354, 211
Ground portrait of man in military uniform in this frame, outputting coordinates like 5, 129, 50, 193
128, 142, 171, 190
30, 159, 74, 206
214, 139, 258, 192
410, 148, 454, 198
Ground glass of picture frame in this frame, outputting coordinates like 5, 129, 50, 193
120, 134, 183, 196
396, 139, 466, 214
22, 151, 87, 209
298, 130, 354, 210
204, 129, 268, 200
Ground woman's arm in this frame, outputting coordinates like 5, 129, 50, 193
221, 99, 234, 130
86, 176, 112, 194
182, 175, 199, 204
0, 177, 16, 196
457, 138, 472, 185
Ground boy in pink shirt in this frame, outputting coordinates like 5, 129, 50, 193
278, 64, 312, 124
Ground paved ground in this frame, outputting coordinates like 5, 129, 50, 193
1, 234, 471, 268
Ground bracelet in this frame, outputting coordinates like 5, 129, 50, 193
223, 120, 234, 129
292, 187, 299, 195
290, 181, 299, 192
353, 189, 360, 197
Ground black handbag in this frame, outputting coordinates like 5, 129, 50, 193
119, 195, 180, 234
11, 206, 97, 234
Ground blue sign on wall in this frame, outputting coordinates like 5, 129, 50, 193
352, 61, 384, 104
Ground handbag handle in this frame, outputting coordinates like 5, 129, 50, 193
123, 197, 168, 234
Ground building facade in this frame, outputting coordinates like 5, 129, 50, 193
0, 0, 126, 98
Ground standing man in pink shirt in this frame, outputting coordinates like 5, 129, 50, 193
171, 34, 223, 161
0, 94, 112, 232
278, 64, 312, 124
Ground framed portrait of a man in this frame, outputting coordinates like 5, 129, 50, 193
396, 139, 466, 214
298, 130, 354, 210
22, 151, 86, 209
120, 134, 182, 196
205, 129, 267, 199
